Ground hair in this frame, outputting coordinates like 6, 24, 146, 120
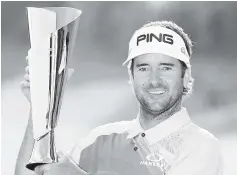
127, 21, 195, 97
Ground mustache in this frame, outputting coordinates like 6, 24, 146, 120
145, 78, 168, 89
146, 84, 168, 90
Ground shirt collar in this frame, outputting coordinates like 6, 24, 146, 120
127, 107, 191, 146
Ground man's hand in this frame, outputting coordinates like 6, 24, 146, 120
34, 152, 87, 175
20, 56, 74, 103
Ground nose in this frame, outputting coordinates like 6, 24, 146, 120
149, 70, 161, 87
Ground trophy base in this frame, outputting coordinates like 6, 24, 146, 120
26, 130, 58, 171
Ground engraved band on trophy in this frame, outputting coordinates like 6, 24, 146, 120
26, 7, 81, 170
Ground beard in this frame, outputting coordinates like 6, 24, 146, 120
138, 93, 171, 115
135, 86, 183, 116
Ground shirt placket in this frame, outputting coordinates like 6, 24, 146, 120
132, 133, 165, 175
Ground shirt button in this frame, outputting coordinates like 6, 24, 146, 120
141, 133, 146, 137
134, 147, 138, 151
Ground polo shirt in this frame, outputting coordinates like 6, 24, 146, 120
70, 108, 223, 175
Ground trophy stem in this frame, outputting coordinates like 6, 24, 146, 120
26, 129, 58, 170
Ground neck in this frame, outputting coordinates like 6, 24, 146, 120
139, 98, 182, 130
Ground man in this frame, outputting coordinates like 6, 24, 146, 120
16, 21, 223, 175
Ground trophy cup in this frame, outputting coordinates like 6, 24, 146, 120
26, 7, 81, 170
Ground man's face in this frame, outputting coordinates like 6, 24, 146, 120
132, 53, 184, 115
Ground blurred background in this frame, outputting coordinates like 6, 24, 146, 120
1, 1, 237, 175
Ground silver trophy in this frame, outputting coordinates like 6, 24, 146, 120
26, 7, 81, 170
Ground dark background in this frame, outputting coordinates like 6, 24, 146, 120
1, 1, 237, 174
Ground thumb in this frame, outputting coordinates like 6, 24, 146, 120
67, 68, 74, 80
57, 151, 67, 162
57, 150, 64, 157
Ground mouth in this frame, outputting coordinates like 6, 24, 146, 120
147, 89, 166, 95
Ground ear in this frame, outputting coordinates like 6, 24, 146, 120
127, 66, 134, 85
128, 74, 133, 85
183, 68, 191, 88
129, 75, 136, 95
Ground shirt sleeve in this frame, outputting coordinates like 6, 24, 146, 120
69, 127, 99, 166
69, 124, 111, 166
167, 140, 224, 175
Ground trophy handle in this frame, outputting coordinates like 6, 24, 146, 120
26, 130, 58, 170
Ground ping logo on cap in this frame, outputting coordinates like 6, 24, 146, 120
137, 33, 174, 46
123, 26, 191, 67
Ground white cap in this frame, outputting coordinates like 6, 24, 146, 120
123, 26, 190, 68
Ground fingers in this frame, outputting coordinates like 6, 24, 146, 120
23, 66, 30, 83
20, 80, 30, 89
26, 56, 29, 65
34, 164, 51, 175
34, 166, 43, 175
20, 66, 30, 92
23, 64, 74, 86
67, 68, 74, 80
24, 74, 30, 82
25, 66, 29, 74
68, 68, 74, 73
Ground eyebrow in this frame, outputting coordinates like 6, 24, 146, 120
135, 63, 149, 67
135, 63, 175, 67
159, 63, 175, 67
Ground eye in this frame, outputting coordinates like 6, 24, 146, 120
160, 66, 172, 71
138, 67, 148, 72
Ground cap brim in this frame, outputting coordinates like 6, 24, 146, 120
122, 58, 131, 66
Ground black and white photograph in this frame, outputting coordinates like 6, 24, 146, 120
1, 1, 237, 175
